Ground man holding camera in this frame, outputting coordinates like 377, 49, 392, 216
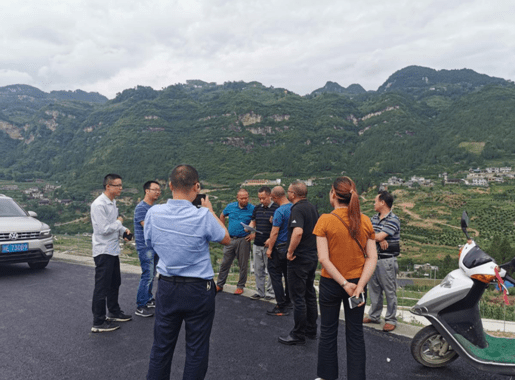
90, 173, 132, 333
133, 180, 161, 318
145, 165, 230, 379
363, 190, 401, 332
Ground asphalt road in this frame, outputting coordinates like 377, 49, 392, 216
0, 260, 512, 380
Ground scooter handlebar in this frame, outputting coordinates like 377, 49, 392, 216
500, 258, 515, 270
504, 274, 515, 285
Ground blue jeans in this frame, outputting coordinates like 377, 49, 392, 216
137, 248, 158, 308
147, 277, 216, 380
317, 276, 367, 380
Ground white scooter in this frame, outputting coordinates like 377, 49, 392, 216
410, 211, 515, 375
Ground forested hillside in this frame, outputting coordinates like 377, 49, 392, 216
1, 66, 515, 193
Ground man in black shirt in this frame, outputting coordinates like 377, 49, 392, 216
248, 186, 279, 300
278, 181, 319, 346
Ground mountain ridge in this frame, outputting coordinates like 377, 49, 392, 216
1, 66, 514, 193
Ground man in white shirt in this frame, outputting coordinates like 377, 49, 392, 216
90, 173, 132, 333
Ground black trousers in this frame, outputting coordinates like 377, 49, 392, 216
267, 244, 290, 308
287, 257, 318, 338
317, 276, 367, 380
147, 278, 216, 380
92, 254, 122, 325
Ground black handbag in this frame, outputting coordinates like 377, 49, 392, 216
378, 241, 400, 255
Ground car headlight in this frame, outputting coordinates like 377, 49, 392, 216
40, 229, 52, 238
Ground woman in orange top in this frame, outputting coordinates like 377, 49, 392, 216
313, 177, 377, 380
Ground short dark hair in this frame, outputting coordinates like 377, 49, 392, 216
103, 173, 122, 189
169, 165, 199, 191
258, 186, 271, 195
143, 180, 160, 193
378, 190, 394, 209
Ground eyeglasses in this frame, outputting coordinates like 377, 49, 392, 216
109, 184, 123, 188
287, 190, 296, 194
149, 188, 161, 193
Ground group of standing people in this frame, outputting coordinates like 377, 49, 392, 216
89, 168, 401, 380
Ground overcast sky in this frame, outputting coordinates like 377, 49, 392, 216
2, 0, 514, 98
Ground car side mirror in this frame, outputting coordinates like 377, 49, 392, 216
28, 211, 38, 217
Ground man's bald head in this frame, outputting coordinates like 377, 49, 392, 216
271, 186, 285, 198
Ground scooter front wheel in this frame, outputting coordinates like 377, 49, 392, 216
411, 325, 458, 367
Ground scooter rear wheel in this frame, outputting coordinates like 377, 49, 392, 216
411, 325, 458, 367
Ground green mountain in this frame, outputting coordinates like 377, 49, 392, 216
310, 81, 367, 96
377, 66, 513, 109
1, 67, 515, 193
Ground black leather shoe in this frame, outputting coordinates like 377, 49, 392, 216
278, 334, 306, 346
306, 333, 317, 340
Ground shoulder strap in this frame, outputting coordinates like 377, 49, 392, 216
330, 212, 367, 258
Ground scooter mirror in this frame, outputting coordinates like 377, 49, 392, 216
461, 211, 471, 239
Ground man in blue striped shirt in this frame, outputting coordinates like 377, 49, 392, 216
248, 186, 278, 300
364, 190, 401, 332
133, 180, 161, 318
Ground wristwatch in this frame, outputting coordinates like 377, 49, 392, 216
341, 280, 348, 288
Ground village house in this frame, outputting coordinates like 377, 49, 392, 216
242, 179, 281, 186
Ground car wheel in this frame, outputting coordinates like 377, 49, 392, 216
28, 261, 50, 270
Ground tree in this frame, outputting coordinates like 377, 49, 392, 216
440, 254, 456, 277
488, 234, 502, 262
495, 236, 513, 265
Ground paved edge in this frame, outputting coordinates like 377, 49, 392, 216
53, 251, 423, 339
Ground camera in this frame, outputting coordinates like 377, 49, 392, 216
192, 194, 207, 208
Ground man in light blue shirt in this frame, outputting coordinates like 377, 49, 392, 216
145, 164, 230, 380
215, 188, 255, 294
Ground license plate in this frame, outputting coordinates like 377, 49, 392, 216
1, 243, 29, 253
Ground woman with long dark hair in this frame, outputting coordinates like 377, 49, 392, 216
313, 177, 378, 380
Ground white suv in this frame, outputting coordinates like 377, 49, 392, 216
0, 194, 53, 269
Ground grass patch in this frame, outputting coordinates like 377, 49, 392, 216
458, 141, 485, 155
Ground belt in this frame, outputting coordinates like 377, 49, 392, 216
230, 236, 246, 239
159, 275, 208, 283
378, 254, 398, 260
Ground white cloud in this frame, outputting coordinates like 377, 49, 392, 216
0, 70, 34, 87
1, 0, 515, 97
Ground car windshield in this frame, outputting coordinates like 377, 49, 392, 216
0, 198, 28, 217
